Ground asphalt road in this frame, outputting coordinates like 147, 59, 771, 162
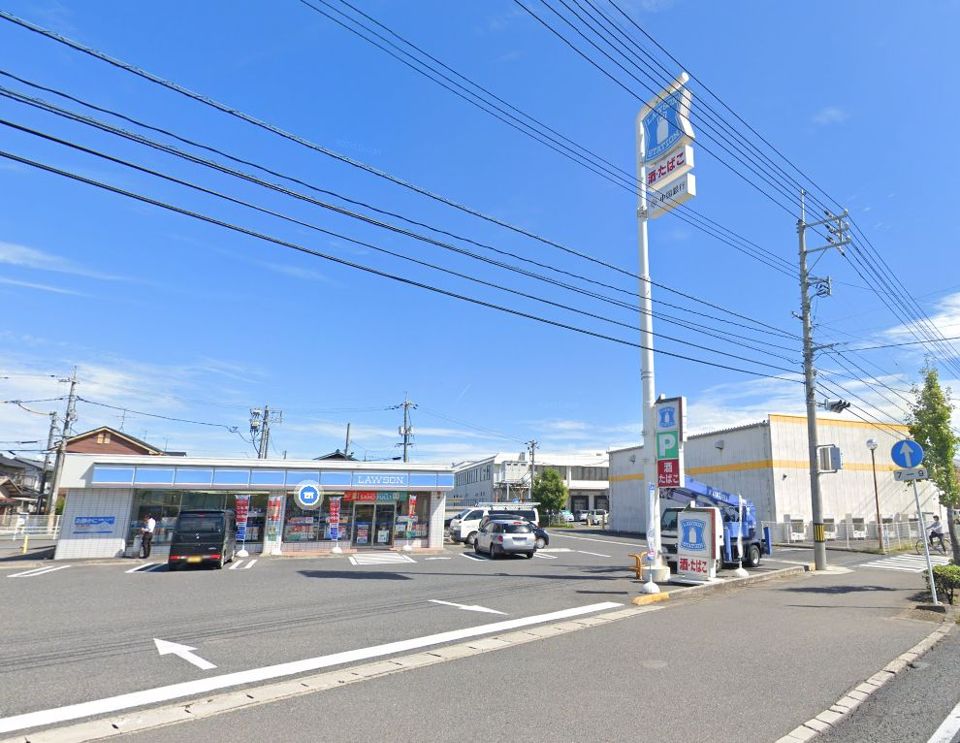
0, 535, 939, 741
817, 627, 960, 743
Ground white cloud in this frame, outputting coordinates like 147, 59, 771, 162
0, 241, 125, 281
812, 106, 850, 126
880, 292, 960, 358
0, 277, 87, 296
256, 261, 330, 283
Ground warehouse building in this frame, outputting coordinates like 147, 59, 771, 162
609, 413, 941, 534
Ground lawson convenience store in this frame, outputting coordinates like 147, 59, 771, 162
53, 454, 453, 560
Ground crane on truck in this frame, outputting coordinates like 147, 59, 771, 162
659, 477, 772, 570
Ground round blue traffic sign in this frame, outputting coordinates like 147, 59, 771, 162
891, 440, 924, 469
295, 481, 323, 510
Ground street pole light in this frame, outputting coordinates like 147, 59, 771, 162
866, 439, 884, 553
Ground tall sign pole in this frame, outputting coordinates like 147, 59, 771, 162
635, 73, 695, 592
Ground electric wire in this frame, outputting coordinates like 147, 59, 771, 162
76, 397, 241, 431
0, 146, 807, 383
0, 116, 800, 371
0, 89, 801, 357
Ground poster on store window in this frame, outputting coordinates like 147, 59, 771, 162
407, 494, 417, 538
356, 523, 370, 545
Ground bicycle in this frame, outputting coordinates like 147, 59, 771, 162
915, 535, 950, 556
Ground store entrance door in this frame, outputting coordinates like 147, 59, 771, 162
373, 504, 395, 547
352, 504, 374, 547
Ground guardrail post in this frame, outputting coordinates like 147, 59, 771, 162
21, 532, 29, 554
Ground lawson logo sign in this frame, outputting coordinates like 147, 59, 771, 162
353, 472, 409, 487
679, 518, 706, 552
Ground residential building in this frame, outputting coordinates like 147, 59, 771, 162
64, 426, 185, 456
451, 451, 609, 512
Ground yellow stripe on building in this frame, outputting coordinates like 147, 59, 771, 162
768, 413, 909, 433
610, 458, 899, 481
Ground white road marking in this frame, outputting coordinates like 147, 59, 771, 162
928, 697, 960, 743
860, 554, 950, 573
538, 548, 573, 553
126, 563, 160, 574
0, 602, 623, 734
428, 599, 507, 615
768, 559, 813, 567
228, 560, 245, 570
7, 565, 70, 578
577, 550, 611, 558
424, 557, 452, 561
153, 638, 217, 671
533, 553, 557, 560
460, 552, 485, 561
551, 533, 643, 547
349, 553, 416, 566
242, 559, 257, 569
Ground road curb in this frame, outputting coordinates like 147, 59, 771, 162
775, 607, 956, 743
631, 592, 670, 606
660, 565, 808, 603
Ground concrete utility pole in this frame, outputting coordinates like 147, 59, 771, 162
250, 405, 282, 459
866, 439, 884, 553
37, 410, 59, 512
798, 191, 849, 571
344, 422, 351, 458
394, 395, 417, 463
525, 440, 538, 502
47, 367, 78, 523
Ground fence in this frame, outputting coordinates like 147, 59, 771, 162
0, 514, 61, 538
762, 519, 931, 551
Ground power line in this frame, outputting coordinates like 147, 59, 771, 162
0, 114, 800, 369
0, 146, 806, 384
75, 396, 241, 432
299, 0, 798, 278
833, 335, 960, 353
0, 14, 802, 322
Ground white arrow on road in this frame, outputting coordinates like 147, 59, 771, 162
428, 599, 507, 615
899, 441, 915, 468
153, 639, 217, 671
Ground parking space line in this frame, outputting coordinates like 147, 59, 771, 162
533, 553, 557, 560
460, 553, 485, 561
228, 560, 245, 570
551, 533, 644, 547
242, 559, 257, 570
577, 550, 611, 558
126, 563, 159, 573
538, 548, 573, 553
8, 565, 70, 578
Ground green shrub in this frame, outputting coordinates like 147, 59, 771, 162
927, 563, 960, 605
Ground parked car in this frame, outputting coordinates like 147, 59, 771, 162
474, 520, 536, 558
167, 509, 237, 570
449, 504, 540, 545
585, 509, 608, 526
558, 510, 575, 523
480, 511, 549, 549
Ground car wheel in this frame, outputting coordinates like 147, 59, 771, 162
535, 537, 546, 550
489, 543, 498, 559
216, 555, 224, 570
744, 544, 761, 568
474, 540, 481, 554
167, 562, 179, 572
466, 531, 478, 546
525, 552, 534, 559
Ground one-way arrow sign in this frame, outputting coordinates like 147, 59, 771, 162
153, 638, 217, 670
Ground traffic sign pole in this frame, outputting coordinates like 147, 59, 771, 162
913, 480, 939, 606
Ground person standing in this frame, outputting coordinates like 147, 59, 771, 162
141, 514, 157, 558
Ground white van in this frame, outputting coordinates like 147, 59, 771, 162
448, 502, 540, 545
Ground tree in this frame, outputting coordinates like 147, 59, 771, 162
908, 366, 960, 564
532, 469, 568, 519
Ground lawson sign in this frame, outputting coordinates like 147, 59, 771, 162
353, 472, 409, 488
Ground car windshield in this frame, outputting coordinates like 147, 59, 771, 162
502, 523, 531, 534
176, 515, 223, 533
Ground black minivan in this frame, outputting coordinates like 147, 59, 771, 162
167, 509, 237, 570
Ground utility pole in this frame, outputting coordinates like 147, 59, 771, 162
47, 367, 78, 524
250, 405, 282, 460
344, 422, 351, 458
525, 440, 538, 503
393, 395, 417, 463
798, 190, 849, 571
38, 411, 59, 513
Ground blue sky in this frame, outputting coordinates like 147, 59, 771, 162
2, 0, 959, 463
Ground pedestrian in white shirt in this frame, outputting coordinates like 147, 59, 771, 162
141, 514, 157, 558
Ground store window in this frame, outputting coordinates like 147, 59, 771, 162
393, 493, 431, 540
128, 490, 183, 546
282, 493, 352, 550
